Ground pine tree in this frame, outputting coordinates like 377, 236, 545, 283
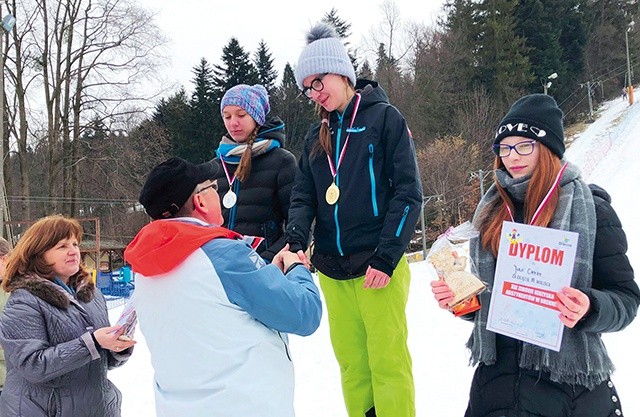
153, 89, 193, 161
438, 0, 483, 96
476, 0, 533, 105
358, 60, 374, 80
513, 0, 565, 95
375, 43, 403, 99
556, 0, 587, 101
253, 40, 278, 93
584, 0, 634, 101
212, 38, 259, 103
189, 58, 220, 162
270, 63, 315, 156
322, 8, 359, 73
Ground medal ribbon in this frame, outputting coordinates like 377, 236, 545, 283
220, 158, 237, 189
505, 162, 569, 224
326, 93, 362, 179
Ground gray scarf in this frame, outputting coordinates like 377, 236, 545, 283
467, 162, 613, 389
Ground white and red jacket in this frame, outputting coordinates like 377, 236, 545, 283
124, 218, 321, 417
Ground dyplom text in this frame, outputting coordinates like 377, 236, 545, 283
508, 242, 564, 266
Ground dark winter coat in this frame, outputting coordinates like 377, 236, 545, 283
0, 274, 130, 417
286, 80, 423, 279
465, 184, 639, 417
214, 116, 296, 262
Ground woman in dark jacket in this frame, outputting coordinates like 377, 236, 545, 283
0, 216, 134, 417
431, 94, 639, 417
214, 84, 296, 262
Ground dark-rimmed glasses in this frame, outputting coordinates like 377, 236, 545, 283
300, 73, 328, 98
493, 140, 536, 157
196, 181, 218, 194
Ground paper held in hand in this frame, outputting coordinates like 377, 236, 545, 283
113, 296, 137, 341
486, 221, 579, 351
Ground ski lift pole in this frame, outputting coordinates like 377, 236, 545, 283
420, 194, 443, 260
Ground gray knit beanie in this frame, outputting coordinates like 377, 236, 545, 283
295, 23, 357, 90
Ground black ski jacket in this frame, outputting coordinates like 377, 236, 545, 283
213, 116, 296, 262
286, 80, 422, 278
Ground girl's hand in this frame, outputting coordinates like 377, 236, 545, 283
364, 266, 390, 289
556, 286, 590, 328
296, 250, 311, 269
430, 280, 455, 309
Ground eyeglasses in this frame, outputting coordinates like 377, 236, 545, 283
300, 73, 328, 98
493, 140, 536, 157
196, 181, 218, 194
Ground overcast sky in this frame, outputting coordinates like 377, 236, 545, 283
135, 0, 447, 93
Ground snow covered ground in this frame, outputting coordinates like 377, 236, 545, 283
109, 96, 640, 416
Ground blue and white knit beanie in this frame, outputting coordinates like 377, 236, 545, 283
220, 84, 270, 126
295, 23, 357, 90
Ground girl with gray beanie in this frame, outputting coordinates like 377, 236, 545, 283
431, 94, 639, 416
286, 23, 422, 417
213, 84, 297, 262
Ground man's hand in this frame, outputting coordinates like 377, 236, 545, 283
282, 251, 307, 273
273, 244, 309, 273
272, 244, 290, 272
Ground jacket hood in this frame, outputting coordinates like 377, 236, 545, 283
124, 220, 241, 276
355, 79, 389, 106
588, 183, 611, 203
331, 79, 389, 122
258, 115, 286, 147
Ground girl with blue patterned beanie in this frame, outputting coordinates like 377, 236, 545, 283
213, 84, 297, 262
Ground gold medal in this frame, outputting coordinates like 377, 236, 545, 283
325, 182, 340, 205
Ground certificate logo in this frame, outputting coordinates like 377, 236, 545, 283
558, 237, 573, 248
506, 228, 523, 245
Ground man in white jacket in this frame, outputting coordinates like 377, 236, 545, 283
125, 157, 321, 417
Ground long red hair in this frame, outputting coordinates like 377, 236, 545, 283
477, 144, 562, 256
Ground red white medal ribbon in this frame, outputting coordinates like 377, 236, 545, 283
220, 158, 237, 188
326, 93, 362, 179
505, 162, 569, 224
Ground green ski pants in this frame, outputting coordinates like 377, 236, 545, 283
318, 257, 415, 417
